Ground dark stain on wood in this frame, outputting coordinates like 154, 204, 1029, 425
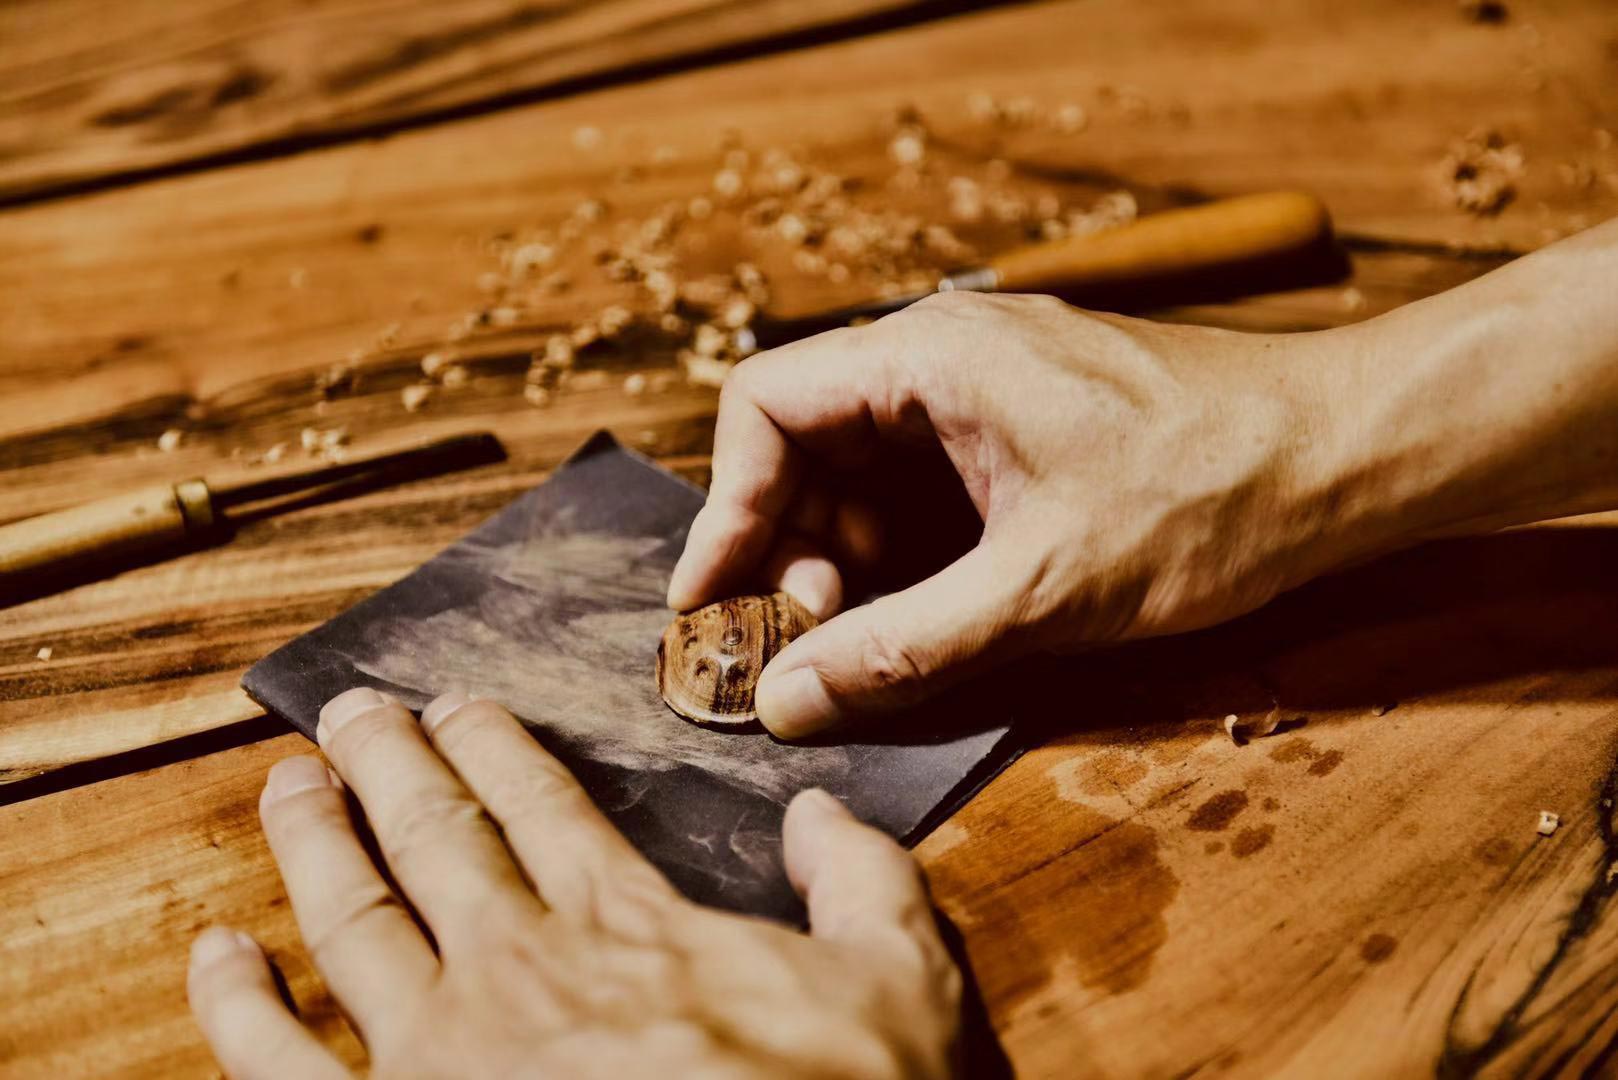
1474, 837, 1516, 865
1069, 748, 1151, 797
1231, 824, 1274, 858
1269, 737, 1318, 764
945, 795, 1180, 1018
356, 223, 386, 244
91, 87, 198, 128
210, 68, 275, 108
1067, 817, 1181, 995
321, 4, 564, 95
1262, 796, 1281, 811
1308, 749, 1346, 777
1360, 933, 1398, 964
1204, 840, 1225, 855
1187, 789, 1249, 831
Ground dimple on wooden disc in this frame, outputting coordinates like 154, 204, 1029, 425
656, 592, 818, 727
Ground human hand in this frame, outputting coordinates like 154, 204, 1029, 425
668, 292, 1354, 739
187, 687, 960, 1079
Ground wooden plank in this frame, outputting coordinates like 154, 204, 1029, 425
0, 0, 943, 203
4, 515, 1616, 1076
0, 733, 364, 1078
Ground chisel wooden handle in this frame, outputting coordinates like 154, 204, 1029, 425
983, 190, 1332, 292
0, 481, 215, 588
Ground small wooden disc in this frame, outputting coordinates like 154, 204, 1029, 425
656, 592, 819, 727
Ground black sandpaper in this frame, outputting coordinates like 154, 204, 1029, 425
242, 432, 1020, 923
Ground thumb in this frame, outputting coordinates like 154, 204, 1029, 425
755, 543, 1030, 739
783, 789, 944, 959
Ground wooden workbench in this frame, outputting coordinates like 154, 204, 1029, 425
3, 1, 1616, 1075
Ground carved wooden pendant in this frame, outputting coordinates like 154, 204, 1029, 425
657, 593, 818, 727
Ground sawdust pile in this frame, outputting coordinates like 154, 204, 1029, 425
309, 99, 1138, 419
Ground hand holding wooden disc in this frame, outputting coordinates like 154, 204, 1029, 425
657, 593, 818, 727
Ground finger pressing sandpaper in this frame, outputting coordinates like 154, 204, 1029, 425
242, 431, 1021, 923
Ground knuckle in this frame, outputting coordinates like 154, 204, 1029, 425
487, 753, 586, 820
854, 620, 930, 700
1010, 291, 1069, 312
908, 289, 985, 316
306, 886, 407, 965
590, 869, 681, 940
381, 788, 488, 863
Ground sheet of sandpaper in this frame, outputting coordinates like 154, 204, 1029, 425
242, 432, 1020, 922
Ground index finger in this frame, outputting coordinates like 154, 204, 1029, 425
666, 323, 922, 611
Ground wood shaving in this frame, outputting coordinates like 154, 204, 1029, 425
1053, 103, 1089, 134
681, 353, 734, 388
1537, 810, 1560, 836
1224, 707, 1285, 745
1438, 129, 1524, 215
400, 384, 433, 412
421, 351, 454, 379
388, 107, 1144, 417
888, 127, 927, 167
157, 429, 183, 453
36, 646, 53, 662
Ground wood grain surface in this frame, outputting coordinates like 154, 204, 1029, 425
0, 0, 950, 203
3, 0, 1618, 1076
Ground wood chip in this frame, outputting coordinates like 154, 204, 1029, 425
1438, 128, 1524, 215
1224, 707, 1285, 745
1053, 102, 1089, 134
682, 353, 734, 388
1537, 810, 1561, 836
36, 646, 53, 662
400, 384, 433, 412
157, 429, 183, 453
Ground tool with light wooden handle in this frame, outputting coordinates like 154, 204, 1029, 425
973, 190, 1331, 293
740, 190, 1334, 350
0, 433, 503, 602
0, 481, 216, 586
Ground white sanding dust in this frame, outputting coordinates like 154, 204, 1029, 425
348, 529, 851, 801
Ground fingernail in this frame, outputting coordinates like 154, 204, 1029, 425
191, 925, 250, 969
666, 564, 698, 612
778, 560, 841, 621
756, 667, 841, 739
262, 756, 333, 805
317, 686, 388, 743
421, 691, 476, 734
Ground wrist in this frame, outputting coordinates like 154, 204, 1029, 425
1294, 229, 1618, 564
